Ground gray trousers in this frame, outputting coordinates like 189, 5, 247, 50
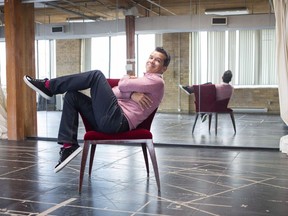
49, 70, 129, 145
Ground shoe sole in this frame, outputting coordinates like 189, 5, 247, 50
54, 147, 83, 173
179, 85, 191, 95
23, 76, 52, 100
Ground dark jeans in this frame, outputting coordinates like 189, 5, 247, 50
49, 70, 129, 145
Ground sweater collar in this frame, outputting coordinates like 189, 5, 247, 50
144, 72, 163, 78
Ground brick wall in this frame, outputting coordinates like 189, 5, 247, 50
160, 85, 280, 114
56, 39, 82, 77
160, 33, 191, 112
229, 87, 279, 114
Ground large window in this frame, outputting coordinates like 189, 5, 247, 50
191, 29, 276, 86
35, 40, 55, 79
110, 35, 127, 78
136, 34, 156, 76
91, 34, 155, 78
91, 37, 110, 77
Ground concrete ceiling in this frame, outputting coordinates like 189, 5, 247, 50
0, 0, 274, 25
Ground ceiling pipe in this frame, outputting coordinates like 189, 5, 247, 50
129, 0, 159, 16
22, 0, 112, 21
129, 0, 176, 16
44, 1, 100, 21
60, 0, 111, 19
145, 0, 176, 15
268, 0, 274, 13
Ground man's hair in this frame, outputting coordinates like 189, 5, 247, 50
155, 47, 171, 67
222, 70, 233, 83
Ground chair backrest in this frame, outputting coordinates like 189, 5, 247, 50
193, 84, 216, 112
136, 108, 158, 131
107, 78, 120, 88
215, 98, 232, 112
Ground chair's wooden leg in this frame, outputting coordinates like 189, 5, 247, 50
141, 143, 149, 176
192, 113, 199, 134
78, 140, 90, 194
215, 113, 218, 135
230, 112, 236, 134
89, 144, 97, 176
146, 140, 160, 192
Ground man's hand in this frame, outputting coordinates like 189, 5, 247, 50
131, 92, 153, 110
129, 76, 137, 79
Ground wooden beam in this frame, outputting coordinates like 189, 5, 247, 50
4, 0, 37, 140
125, 15, 135, 76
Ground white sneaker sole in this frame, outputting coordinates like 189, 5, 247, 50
179, 85, 191, 95
23, 76, 52, 100
54, 147, 83, 173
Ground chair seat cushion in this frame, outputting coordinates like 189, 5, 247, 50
84, 128, 153, 140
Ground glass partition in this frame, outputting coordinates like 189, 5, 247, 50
0, 0, 276, 143
0, 42, 6, 87
0, 41, 6, 139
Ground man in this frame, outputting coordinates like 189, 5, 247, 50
23, 47, 170, 173
213, 70, 234, 101
179, 70, 234, 121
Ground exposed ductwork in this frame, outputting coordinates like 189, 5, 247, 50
0, 0, 275, 25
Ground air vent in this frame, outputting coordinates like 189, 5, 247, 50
211, 17, 227, 25
51, 26, 64, 33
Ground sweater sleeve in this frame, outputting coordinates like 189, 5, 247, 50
112, 86, 131, 99
118, 73, 162, 93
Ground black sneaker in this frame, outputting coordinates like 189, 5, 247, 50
179, 85, 194, 95
23, 75, 53, 100
54, 145, 83, 173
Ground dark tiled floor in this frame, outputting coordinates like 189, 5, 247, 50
0, 112, 288, 215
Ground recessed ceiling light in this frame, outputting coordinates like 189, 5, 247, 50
205, 7, 249, 16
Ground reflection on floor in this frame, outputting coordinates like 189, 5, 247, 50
37, 111, 288, 149
152, 113, 288, 149
0, 139, 288, 216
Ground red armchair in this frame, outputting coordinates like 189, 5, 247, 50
192, 84, 236, 135
78, 79, 160, 193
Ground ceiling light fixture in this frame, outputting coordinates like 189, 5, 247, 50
66, 16, 101, 23
205, 7, 249, 16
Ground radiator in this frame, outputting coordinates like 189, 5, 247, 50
232, 108, 268, 113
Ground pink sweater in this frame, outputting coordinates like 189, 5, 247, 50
112, 73, 164, 130
215, 83, 234, 101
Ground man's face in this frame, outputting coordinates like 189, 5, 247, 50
145, 51, 167, 74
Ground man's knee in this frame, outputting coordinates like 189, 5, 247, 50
64, 91, 91, 103
64, 91, 76, 97
63, 91, 80, 103
90, 70, 104, 79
